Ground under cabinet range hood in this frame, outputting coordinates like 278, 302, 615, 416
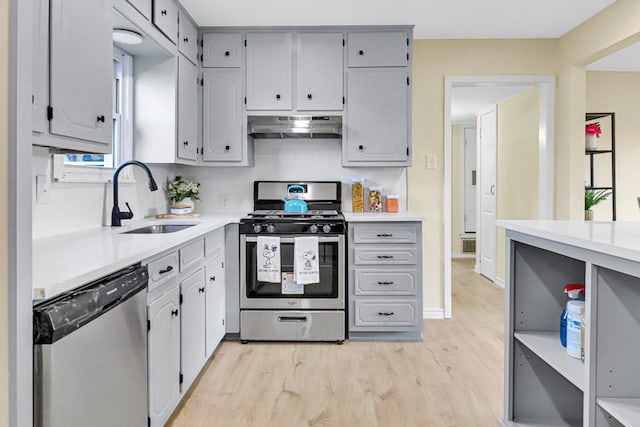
248, 115, 342, 139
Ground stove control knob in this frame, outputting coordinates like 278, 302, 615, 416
253, 224, 262, 233
322, 224, 332, 233
267, 224, 276, 233
309, 224, 319, 233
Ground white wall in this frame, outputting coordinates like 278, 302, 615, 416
178, 139, 407, 214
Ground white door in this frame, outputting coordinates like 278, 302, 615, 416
478, 106, 497, 281
463, 127, 477, 233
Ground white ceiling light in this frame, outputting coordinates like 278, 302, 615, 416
113, 29, 143, 45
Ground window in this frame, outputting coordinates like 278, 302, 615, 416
54, 48, 133, 182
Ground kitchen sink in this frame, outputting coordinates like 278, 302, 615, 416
121, 224, 196, 234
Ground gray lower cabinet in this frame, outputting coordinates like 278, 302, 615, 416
246, 32, 294, 110
204, 228, 226, 357
348, 222, 423, 340
344, 68, 411, 166
177, 55, 198, 163
179, 267, 206, 393
48, 0, 113, 150
152, 0, 178, 44
202, 69, 246, 163
296, 33, 344, 111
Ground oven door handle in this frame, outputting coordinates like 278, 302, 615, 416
244, 236, 341, 243
277, 316, 308, 323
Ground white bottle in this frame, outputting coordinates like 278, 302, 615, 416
566, 300, 586, 359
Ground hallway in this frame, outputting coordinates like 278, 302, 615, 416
169, 259, 504, 427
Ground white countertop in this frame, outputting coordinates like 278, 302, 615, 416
33, 214, 242, 300
343, 212, 425, 222
497, 220, 640, 263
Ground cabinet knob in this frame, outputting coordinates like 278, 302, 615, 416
96, 115, 105, 123
183, 141, 189, 146
171, 309, 179, 317
198, 287, 205, 294
224, 145, 230, 151
307, 93, 312, 100
161, 9, 167, 15
210, 275, 216, 282
224, 51, 230, 57
183, 37, 189, 43
275, 94, 281, 100
358, 50, 364, 55
357, 145, 364, 151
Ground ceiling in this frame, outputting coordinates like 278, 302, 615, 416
180, 0, 615, 39
587, 41, 640, 71
451, 86, 532, 124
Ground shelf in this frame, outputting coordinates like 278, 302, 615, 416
597, 398, 640, 427
586, 112, 614, 121
514, 331, 585, 391
499, 417, 583, 427
585, 149, 612, 154
585, 186, 613, 191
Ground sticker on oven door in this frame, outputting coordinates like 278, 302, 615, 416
282, 272, 304, 294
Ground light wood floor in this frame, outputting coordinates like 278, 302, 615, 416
169, 259, 504, 427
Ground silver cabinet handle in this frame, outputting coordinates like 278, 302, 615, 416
277, 316, 307, 323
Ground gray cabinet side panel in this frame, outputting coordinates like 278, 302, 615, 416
225, 224, 240, 333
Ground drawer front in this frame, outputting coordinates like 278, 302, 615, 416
147, 251, 179, 293
354, 269, 418, 296
241, 310, 345, 342
205, 228, 225, 259
353, 246, 417, 265
352, 223, 417, 244
180, 239, 204, 272
354, 300, 418, 327
178, 13, 198, 64
347, 32, 408, 67
202, 33, 243, 68
152, 0, 178, 44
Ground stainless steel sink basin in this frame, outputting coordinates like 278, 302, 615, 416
122, 224, 196, 234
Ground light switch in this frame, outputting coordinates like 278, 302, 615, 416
426, 154, 437, 170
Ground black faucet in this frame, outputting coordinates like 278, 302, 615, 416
111, 160, 158, 226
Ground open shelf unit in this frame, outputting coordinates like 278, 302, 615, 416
503, 232, 640, 426
585, 112, 616, 220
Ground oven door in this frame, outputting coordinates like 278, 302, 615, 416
240, 235, 345, 310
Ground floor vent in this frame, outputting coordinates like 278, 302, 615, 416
462, 238, 476, 253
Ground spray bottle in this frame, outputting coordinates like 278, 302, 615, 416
560, 284, 585, 348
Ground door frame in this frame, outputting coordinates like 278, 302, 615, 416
443, 75, 555, 318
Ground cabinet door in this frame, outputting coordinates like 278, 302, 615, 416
202, 33, 243, 68
126, 0, 151, 19
296, 33, 344, 111
180, 268, 206, 393
32, 0, 49, 133
152, 0, 178, 44
202, 69, 244, 162
347, 32, 408, 67
178, 13, 198, 65
246, 33, 293, 110
345, 68, 409, 163
178, 56, 198, 162
205, 255, 226, 358
148, 285, 180, 427
49, 0, 113, 147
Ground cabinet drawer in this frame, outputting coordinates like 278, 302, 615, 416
178, 13, 198, 64
147, 251, 179, 293
180, 239, 204, 272
152, 0, 178, 44
352, 223, 417, 244
354, 300, 419, 327
354, 269, 417, 295
353, 246, 417, 265
202, 33, 243, 68
347, 32, 408, 67
205, 228, 225, 259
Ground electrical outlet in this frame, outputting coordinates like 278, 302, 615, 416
426, 154, 437, 170
36, 174, 50, 204
219, 193, 229, 208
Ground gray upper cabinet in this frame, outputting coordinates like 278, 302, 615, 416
49, 0, 113, 148
178, 13, 198, 65
32, 0, 48, 134
246, 33, 293, 110
202, 33, 243, 68
202, 69, 244, 162
126, 0, 151, 20
296, 33, 344, 111
347, 32, 408, 67
177, 55, 198, 163
345, 68, 410, 164
152, 0, 178, 44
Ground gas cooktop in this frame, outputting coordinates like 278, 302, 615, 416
247, 210, 341, 220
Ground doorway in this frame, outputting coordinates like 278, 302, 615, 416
443, 75, 555, 318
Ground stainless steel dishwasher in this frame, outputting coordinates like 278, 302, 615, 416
33, 264, 148, 427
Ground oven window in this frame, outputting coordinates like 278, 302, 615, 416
246, 241, 339, 298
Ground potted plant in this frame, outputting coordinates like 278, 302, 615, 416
584, 188, 611, 220
585, 122, 602, 151
166, 176, 200, 214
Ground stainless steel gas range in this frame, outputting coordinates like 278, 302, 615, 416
239, 181, 346, 343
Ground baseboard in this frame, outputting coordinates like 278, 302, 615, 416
494, 277, 505, 289
423, 308, 445, 319
452, 252, 476, 259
